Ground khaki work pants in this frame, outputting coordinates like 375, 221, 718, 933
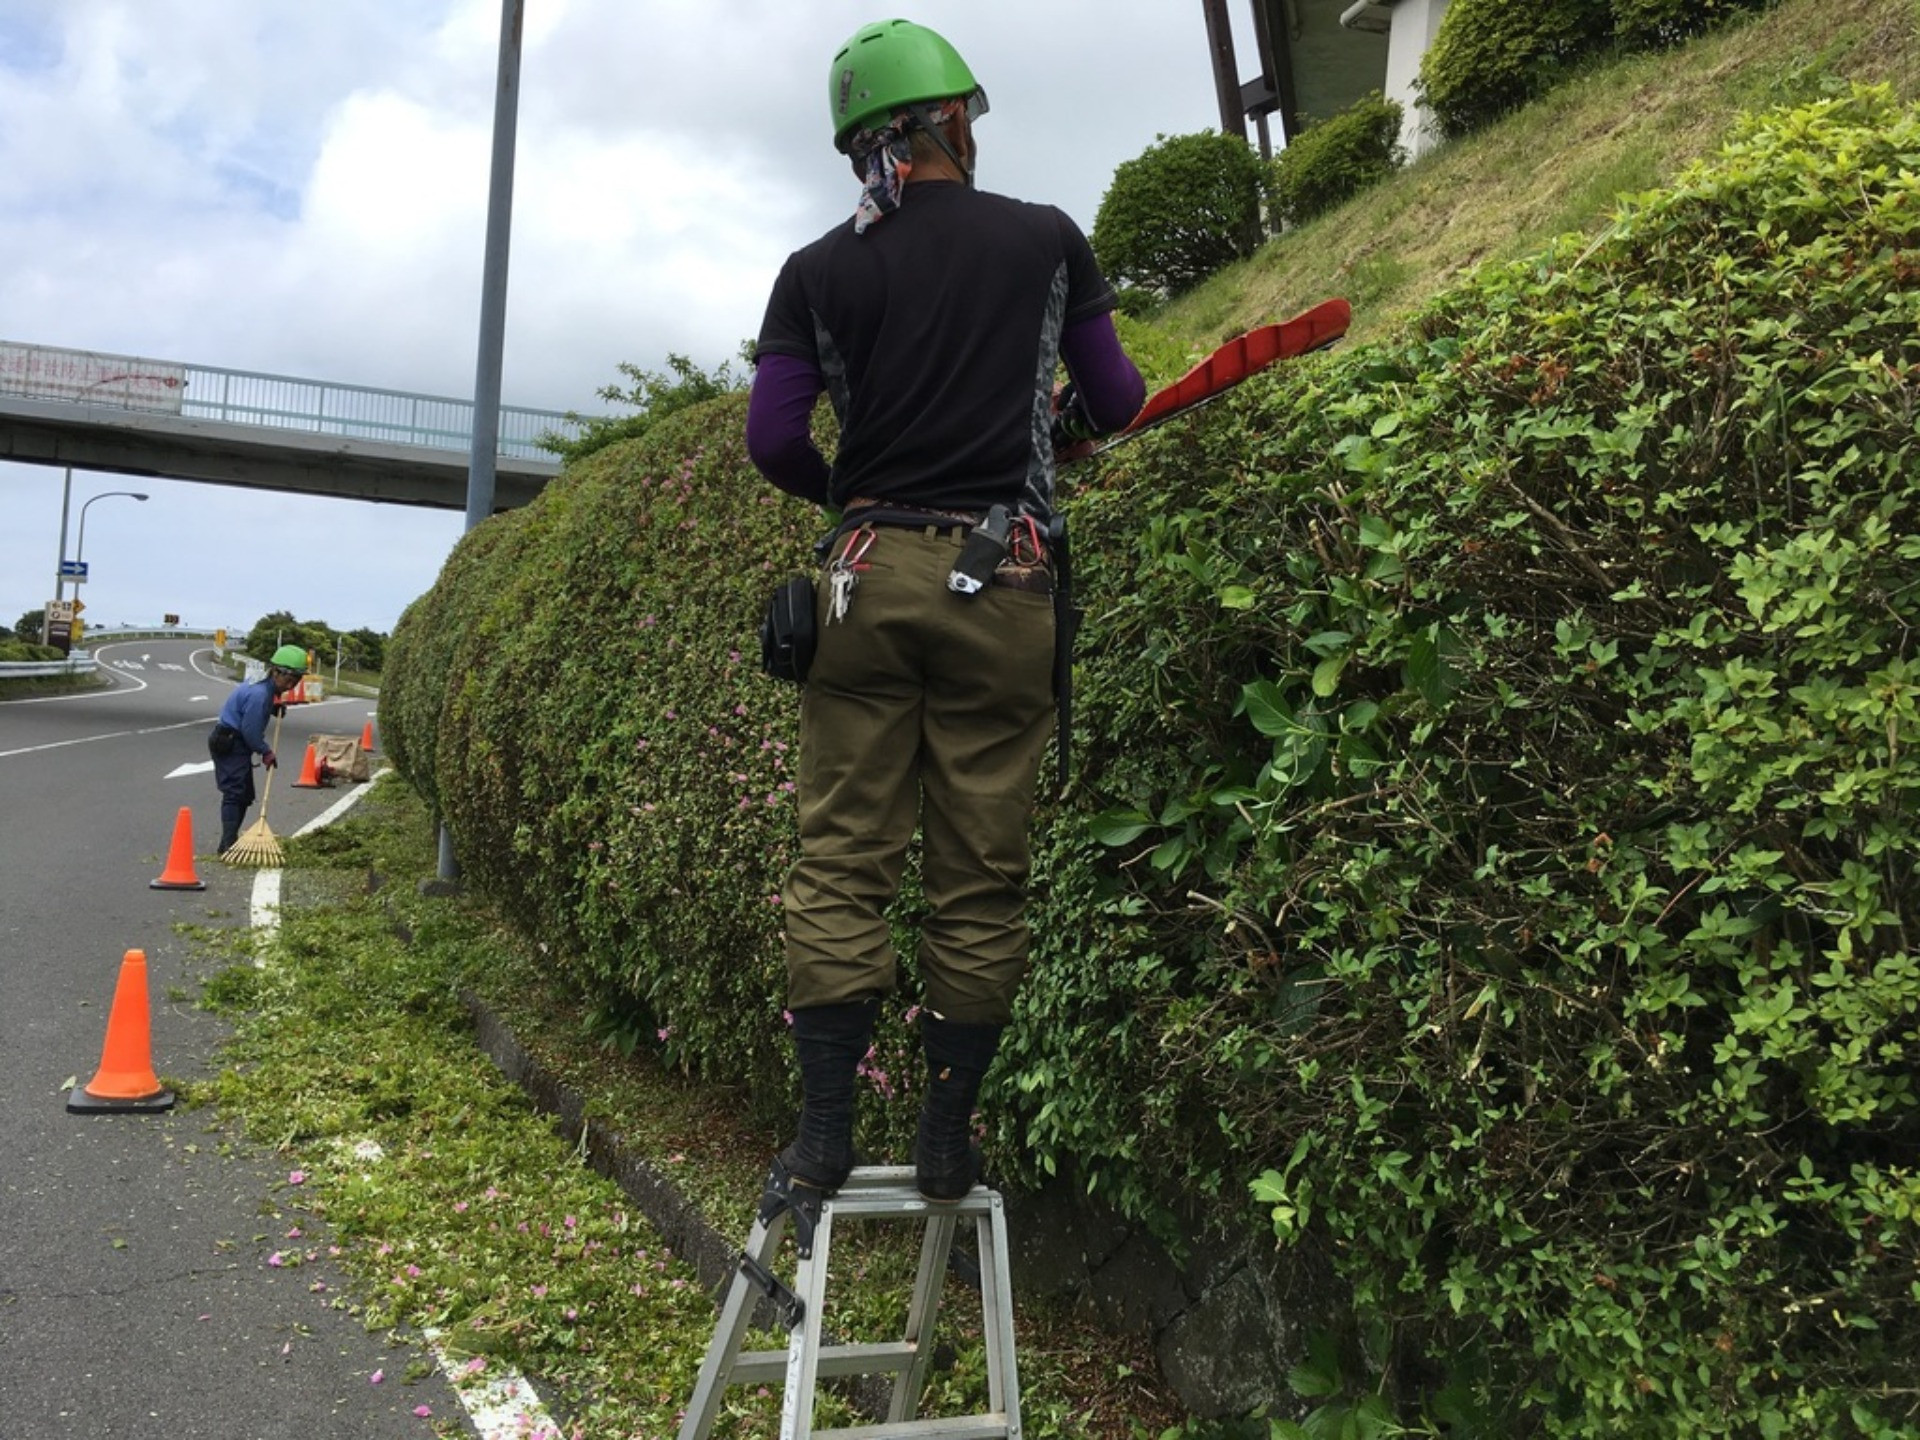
784, 524, 1056, 1025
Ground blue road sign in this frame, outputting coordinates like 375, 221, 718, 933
59, 560, 89, 578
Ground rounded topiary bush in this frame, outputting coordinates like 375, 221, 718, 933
1092, 130, 1267, 297
1418, 0, 1614, 139
1269, 91, 1404, 228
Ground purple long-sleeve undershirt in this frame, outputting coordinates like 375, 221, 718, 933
744, 354, 832, 504
1059, 310, 1147, 433
745, 311, 1145, 503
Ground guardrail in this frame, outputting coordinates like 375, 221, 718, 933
0, 649, 96, 679
80, 627, 222, 643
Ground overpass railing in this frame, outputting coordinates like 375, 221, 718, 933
1, 339, 588, 460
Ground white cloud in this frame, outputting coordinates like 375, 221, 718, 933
1, 0, 1234, 635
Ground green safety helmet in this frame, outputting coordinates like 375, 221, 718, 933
829, 19, 987, 153
269, 644, 309, 672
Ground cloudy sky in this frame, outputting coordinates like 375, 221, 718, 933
0, 0, 1226, 639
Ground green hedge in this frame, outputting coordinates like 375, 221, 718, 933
0, 640, 64, 662
386, 88, 1920, 1435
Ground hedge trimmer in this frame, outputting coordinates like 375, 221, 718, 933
1044, 298, 1352, 795
1056, 297, 1353, 464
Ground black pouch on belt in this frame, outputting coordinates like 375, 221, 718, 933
207, 723, 239, 758
947, 504, 1012, 597
759, 574, 817, 684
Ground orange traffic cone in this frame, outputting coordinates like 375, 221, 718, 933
291, 740, 325, 789
68, 949, 175, 1114
359, 718, 376, 753
149, 806, 207, 891
284, 676, 307, 705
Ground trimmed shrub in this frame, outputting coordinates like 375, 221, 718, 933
1062, 85, 1920, 1433
0, 640, 62, 662
383, 402, 817, 1113
386, 87, 1920, 1433
1418, 0, 1614, 139
1269, 91, 1405, 229
1614, 0, 1772, 49
1091, 131, 1267, 297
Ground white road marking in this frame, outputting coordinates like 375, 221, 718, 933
0, 715, 211, 758
292, 785, 375, 837
425, 1329, 563, 1440
245, 778, 556, 1440
189, 695, 209, 702
167, 761, 216, 778
249, 868, 281, 937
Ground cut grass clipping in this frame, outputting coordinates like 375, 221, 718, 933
195, 779, 1180, 1439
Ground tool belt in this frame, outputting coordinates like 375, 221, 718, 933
829, 500, 1053, 595
816, 498, 1079, 791
207, 723, 241, 758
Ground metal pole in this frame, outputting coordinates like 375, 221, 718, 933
1200, 0, 1246, 140
441, 0, 524, 882
466, 0, 522, 531
46, 467, 73, 644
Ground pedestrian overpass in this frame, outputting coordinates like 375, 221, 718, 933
0, 339, 589, 512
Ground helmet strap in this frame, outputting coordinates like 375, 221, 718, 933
905, 100, 973, 186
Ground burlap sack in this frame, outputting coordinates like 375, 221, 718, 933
313, 734, 370, 784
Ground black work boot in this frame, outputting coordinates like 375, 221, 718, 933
217, 802, 245, 855
915, 1014, 1003, 1202
776, 997, 879, 1195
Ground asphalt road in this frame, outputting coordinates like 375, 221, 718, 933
0, 639, 468, 1439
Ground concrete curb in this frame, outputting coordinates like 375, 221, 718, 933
459, 991, 902, 1420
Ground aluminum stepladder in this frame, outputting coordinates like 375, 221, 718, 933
677, 1164, 1021, 1440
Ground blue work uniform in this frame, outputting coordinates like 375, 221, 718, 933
207, 678, 278, 851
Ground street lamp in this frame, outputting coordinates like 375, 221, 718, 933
74, 490, 150, 581
73, 492, 149, 630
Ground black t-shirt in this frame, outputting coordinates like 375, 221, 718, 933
755, 181, 1117, 516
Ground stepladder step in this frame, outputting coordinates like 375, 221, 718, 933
677, 1164, 1022, 1440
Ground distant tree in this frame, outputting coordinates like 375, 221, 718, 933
541, 349, 752, 463
346, 627, 387, 673
1092, 131, 1267, 298
244, 611, 298, 662
14, 608, 45, 644
240, 613, 387, 671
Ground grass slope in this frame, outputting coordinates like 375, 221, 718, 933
1158, 0, 1920, 351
